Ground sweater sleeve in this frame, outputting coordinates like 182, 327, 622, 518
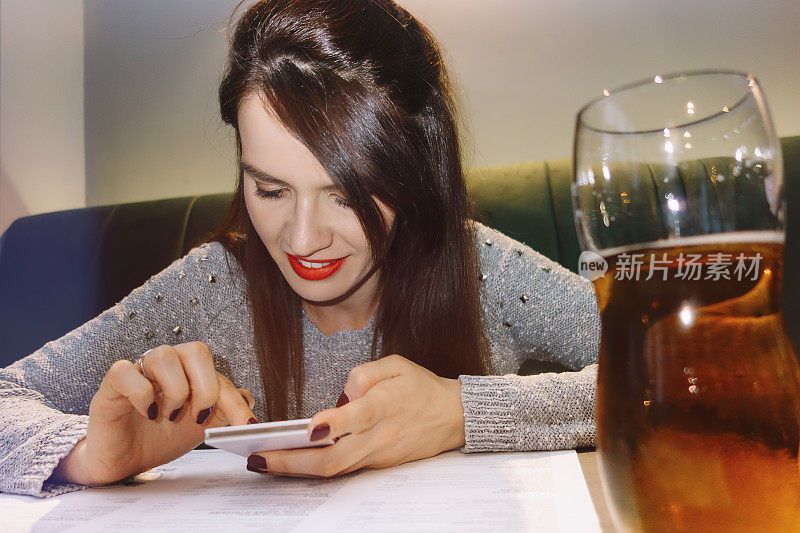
0, 243, 224, 498
458, 224, 601, 452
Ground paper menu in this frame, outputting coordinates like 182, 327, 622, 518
2, 449, 600, 532
291, 449, 601, 532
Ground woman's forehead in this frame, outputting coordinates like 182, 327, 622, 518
238, 93, 332, 187
238, 93, 299, 156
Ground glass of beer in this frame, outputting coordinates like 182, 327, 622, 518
573, 70, 800, 532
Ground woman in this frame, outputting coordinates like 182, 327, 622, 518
0, 0, 599, 497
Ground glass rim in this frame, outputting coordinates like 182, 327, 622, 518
576, 69, 757, 136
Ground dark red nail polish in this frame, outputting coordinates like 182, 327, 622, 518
196, 407, 213, 424
247, 417, 258, 424
246, 463, 268, 474
248, 454, 267, 470
310, 423, 330, 441
169, 406, 183, 422
336, 391, 349, 408
147, 402, 158, 420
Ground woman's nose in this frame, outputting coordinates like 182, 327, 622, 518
286, 200, 333, 257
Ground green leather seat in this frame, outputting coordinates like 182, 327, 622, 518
465, 137, 799, 272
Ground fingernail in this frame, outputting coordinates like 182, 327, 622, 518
336, 391, 349, 408
248, 454, 267, 470
147, 402, 159, 420
310, 423, 330, 441
246, 464, 268, 474
196, 406, 213, 424
169, 406, 183, 422
247, 417, 258, 424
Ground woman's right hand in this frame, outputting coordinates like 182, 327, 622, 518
50, 341, 257, 486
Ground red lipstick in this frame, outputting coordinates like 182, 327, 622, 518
286, 254, 346, 281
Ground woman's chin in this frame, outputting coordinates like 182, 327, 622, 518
282, 266, 377, 307
290, 282, 349, 306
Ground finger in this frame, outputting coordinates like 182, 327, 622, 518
250, 430, 372, 478
139, 345, 191, 422
342, 354, 411, 400
209, 375, 258, 426
269, 426, 407, 478
250, 470, 325, 479
335, 450, 383, 476
238, 388, 255, 410
173, 341, 220, 425
333, 425, 421, 476
333, 445, 410, 477
98, 359, 158, 419
307, 380, 394, 442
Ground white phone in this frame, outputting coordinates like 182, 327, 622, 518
204, 418, 334, 457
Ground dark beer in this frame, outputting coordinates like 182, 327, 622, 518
593, 232, 800, 532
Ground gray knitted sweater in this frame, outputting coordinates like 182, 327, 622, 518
0, 222, 600, 498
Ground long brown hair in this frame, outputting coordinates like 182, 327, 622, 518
207, 0, 490, 420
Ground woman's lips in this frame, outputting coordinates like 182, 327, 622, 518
286, 254, 346, 281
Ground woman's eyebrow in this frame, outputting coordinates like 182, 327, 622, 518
239, 161, 286, 185
239, 160, 341, 192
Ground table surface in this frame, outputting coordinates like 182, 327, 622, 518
3, 448, 612, 530
577, 450, 615, 532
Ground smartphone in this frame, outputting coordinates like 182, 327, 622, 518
204, 418, 334, 457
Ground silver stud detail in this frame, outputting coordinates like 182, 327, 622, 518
155, 293, 163, 302
173, 325, 182, 335
129, 311, 137, 319
484, 239, 493, 246
201, 255, 209, 261
541, 266, 551, 273
479, 273, 487, 282
200, 243, 208, 249
503, 320, 513, 328
208, 275, 217, 283
145, 331, 154, 339
189, 297, 199, 306
178, 272, 186, 279
520, 294, 529, 303
515, 249, 523, 257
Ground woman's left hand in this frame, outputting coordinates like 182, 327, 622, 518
246, 354, 465, 477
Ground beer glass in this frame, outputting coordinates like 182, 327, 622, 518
573, 71, 800, 532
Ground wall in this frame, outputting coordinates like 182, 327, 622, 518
1, 0, 799, 231
407, 0, 800, 168
82, 0, 235, 208
0, 0, 85, 235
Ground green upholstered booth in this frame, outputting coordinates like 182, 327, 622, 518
1, 136, 798, 368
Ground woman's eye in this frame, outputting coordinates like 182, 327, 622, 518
332, 194, 350, 208
254, 187, 286, 199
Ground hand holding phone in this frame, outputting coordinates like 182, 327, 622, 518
204, 418, 335, 457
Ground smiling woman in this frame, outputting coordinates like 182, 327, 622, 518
236, 93, 393, 335
209, 0, 494, 424
0, 0, 599, 496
